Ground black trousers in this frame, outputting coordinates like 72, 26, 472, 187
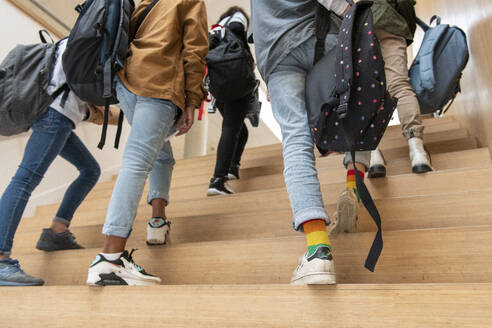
213, 97, 249, 178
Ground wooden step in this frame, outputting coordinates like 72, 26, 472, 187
33, 165, 492, 222
13, 188, 492, 252
15, 226, 492, 285
84, 148, 490, 199
52, 162, 492, 214
1, 284, 490, 326
2, 283, 491, 327
169, 123, 467, 176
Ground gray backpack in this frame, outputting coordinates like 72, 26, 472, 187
0, 32, 68, 136
409, 16, 469, 115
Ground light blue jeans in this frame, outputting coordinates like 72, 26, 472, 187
267, 35, 370, 231
102, 78, 177, 238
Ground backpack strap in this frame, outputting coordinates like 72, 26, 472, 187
39, 30, 54, 44
131, 0, 160, 42
416, 22, 449, 93
314, 3, 332, 64
415, 17, 430, 32
114, 110, 125, 148
51, 83, 70, 104
335, 0, 383, 272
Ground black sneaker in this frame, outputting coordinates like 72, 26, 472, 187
36, 228, 84, 251
207, 177, 234, 196
227, 165, 240, 180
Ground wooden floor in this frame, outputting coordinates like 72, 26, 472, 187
4, 115, 492, 327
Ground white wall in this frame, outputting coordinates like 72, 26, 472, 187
0, 0, 129, 218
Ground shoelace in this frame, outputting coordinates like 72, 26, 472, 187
0, 259, 25, 275
64, 229, 78, 245
126, 249, 144, 273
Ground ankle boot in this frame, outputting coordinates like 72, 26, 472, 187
368, 148, 386, 178
408, 137, 433, 174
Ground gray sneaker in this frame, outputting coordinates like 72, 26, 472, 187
0, 258, 44, 286
36, 228, 84, 251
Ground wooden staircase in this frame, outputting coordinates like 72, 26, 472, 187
3, 115, 492, 327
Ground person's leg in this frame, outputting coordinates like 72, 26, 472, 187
36, 131, 101, 251
0, 108, 74, 285
268, 35, 335, 285
376, 29, 431, 173
331, 151, 371, 235
146, 141, 175, 245
228, 122, 249, 180
208, 99, 248, 195
87, 79, 175, 286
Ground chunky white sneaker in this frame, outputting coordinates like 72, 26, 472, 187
146, 217, 171, 245
330, 188, 358, 235
291, 246, 336, 285
86, 250, 161, 286
408, 137, 433, 174
368, 148, 387, 178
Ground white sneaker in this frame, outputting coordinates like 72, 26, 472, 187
330, 188, 358, 235
368, 148, 387, 178
408, 137, 433, 174
146, 218, 171, 245
291, 246, 336, 285
86, 250, 161, 286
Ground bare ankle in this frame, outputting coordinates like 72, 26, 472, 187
103, 235, 127, 253
50, 221, 68, 234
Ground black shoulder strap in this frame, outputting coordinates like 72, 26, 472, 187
131, 0, 160, 42
314, 3, 332, 64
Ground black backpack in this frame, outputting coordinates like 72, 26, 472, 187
63, 0, 159, 149
306, 0, 398, 272
206, 22, 256, 102
0, 31, 69, 136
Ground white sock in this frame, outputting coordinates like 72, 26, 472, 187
100, 252, 122, 261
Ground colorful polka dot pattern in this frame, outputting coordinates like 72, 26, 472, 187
310, 2, 398, 154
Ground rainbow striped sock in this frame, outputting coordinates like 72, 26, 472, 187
302, 219, 332, 257
346, 169, 365, 202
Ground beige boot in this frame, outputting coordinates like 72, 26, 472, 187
408, 137, 433, 174
368, 148, 386, 178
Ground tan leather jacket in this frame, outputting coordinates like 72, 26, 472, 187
118, 0, 208, 110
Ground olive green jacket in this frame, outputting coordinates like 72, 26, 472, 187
372, 0, 417, 43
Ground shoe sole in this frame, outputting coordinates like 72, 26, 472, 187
0, 280, 44, 286
86, 272, 160, 287
146, 229, 170, 246
332, 194, 358, 234
368, 165, 386, 178
207, 188, 232, 196
412, 164, 433, 174
35, 243, 84, 252
290, 273, 336, 285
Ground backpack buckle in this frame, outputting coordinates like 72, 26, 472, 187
336, 103, 348, 119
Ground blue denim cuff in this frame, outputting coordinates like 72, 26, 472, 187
292, 208, 330, 231
0, 250, 11, 256
147, 192, 170, 206
102, 224, 132, 239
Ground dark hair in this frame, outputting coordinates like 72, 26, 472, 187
217, 6, 250, 28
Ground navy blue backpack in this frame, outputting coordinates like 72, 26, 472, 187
409, 16, 469, 115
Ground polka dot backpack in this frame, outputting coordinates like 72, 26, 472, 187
306, 0, 398, 272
